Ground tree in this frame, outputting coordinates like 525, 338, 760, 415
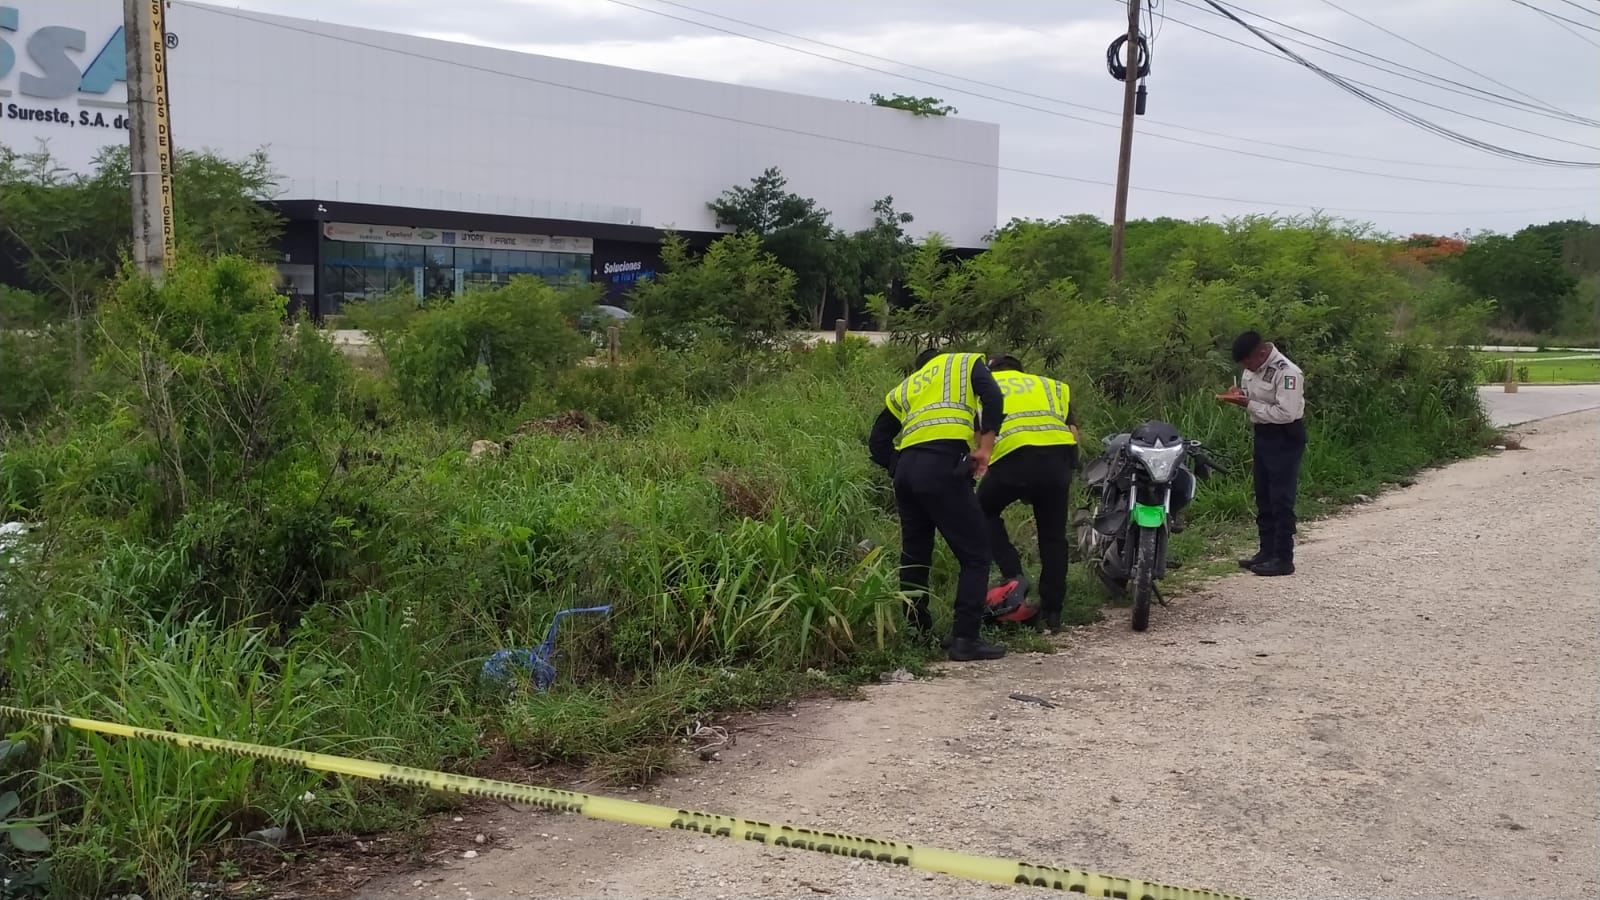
707, 167, 835, 327
987, 215, 1114, 299
0, 144, 124, 383
96, 255, 344, 521
868, 93, 958, 117
1446, 230, 1578, 334
852, 197, 915, 296
0, 141, 284, 389
1397, 234, 1467, 268
630, 232, 795, 350
1520, 219, 1600, 278
891, 233, 1071, 365
807, 196, 920, 331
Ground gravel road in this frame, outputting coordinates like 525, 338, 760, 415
358, 409, 1600, 900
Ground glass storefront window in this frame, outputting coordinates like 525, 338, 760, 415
318, 233, 591, 315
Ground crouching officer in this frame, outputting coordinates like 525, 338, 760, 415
868, 348, 1008, 662
1217, 331, 1306, 576
977, 355, 1079, 633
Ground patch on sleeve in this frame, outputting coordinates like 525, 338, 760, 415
1282, 374, 1298, 391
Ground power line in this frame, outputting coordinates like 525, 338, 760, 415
1200, 0, 1599, 167
1172, 0, 1596, 120
595, 0, 1586, 190
1071, 10, 1581, 173
1311, 0, 1572, 118
183, 5, 1596, 221
649, 0, 1541, 172
1509, 0, 1600, 32
1531, 3, 1600, 46
1133, 3, 1600, 136
1170, 0, 1600, 127
1549, 0, 1600, 17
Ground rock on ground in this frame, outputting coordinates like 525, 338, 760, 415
355, 410, 1600, 900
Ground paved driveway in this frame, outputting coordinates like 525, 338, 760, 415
1479, 384, 1600, 426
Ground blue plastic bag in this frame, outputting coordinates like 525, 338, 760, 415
481, 605, 611, 690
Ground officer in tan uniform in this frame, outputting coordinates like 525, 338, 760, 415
1217, 331, 1306, 576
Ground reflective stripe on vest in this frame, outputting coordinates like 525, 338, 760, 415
885, 353, 981, 450
990, 372, 1075, 465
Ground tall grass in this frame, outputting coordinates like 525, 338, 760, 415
0, 229, 1492, 899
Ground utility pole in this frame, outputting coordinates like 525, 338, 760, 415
125, 0, 176, 282
1109, 0, 1142, 287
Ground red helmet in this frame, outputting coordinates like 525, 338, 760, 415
984, 578, 1038, 624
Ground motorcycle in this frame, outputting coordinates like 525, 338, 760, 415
1072, 420, 1228, 632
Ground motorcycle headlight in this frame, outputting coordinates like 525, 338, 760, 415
1127, 443, 1185, 482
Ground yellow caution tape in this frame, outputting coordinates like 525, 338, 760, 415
0, 705, 1250, 900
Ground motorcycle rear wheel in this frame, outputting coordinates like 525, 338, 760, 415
1130, 527, 1157, 632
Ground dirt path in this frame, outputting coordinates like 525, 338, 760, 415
357, 410, 1600, 900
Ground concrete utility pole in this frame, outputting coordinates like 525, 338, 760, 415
1109, 0, 1142, 287
125, 0, 176, 282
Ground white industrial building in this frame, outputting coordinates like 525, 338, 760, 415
1, 0, 1001, 315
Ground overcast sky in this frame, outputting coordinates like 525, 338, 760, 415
219, 0, 1598, 236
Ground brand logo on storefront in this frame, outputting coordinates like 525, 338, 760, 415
322, 222, 593, 255
0, 6, 128, 99
602, 260, 654, 285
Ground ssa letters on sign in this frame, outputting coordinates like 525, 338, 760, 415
1, 4, 136, 129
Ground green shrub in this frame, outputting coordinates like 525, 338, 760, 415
630, 232, 795, 351
346, 279, 596, 423
0, 288, 78, 433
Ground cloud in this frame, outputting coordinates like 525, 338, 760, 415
496, 0, 633, 20
413, 19, 1118, 86
224, 0, 1600, 234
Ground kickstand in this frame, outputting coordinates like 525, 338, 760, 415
1154, 584, 1169, 608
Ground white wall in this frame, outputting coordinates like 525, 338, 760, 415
1, 0, 1000, 246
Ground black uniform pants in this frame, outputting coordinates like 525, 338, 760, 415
893, 445, 990, 641
1252, 423, 1307, 563
976, 445, 1077, 619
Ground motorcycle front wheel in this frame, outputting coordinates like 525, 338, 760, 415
1130, 526, 1157, 632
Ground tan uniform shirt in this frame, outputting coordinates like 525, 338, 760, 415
1241, 348, 1305, 425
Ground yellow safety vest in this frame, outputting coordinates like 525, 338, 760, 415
990, 371, 1075, 465
885, 353, 983, 451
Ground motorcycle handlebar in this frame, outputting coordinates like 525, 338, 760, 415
1189, 445, 1230, 475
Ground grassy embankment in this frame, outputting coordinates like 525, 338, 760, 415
1473, 350, 1600, 384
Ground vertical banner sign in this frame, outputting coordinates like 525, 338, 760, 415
149, 0, 176, 271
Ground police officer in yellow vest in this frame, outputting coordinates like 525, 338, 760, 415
978, 354, 1079, 633
868, 348, 1008, 662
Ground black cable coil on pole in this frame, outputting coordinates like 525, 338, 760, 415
1106, 34, 1151, 82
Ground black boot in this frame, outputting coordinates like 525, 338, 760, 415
1249, 558, 1296, 577
1238, 550, 1269, 569
946, 638, 1007, 661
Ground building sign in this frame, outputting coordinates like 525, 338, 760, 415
322, 222, 594, 255
602, 259, 655, 286
1, 3, 138, 130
